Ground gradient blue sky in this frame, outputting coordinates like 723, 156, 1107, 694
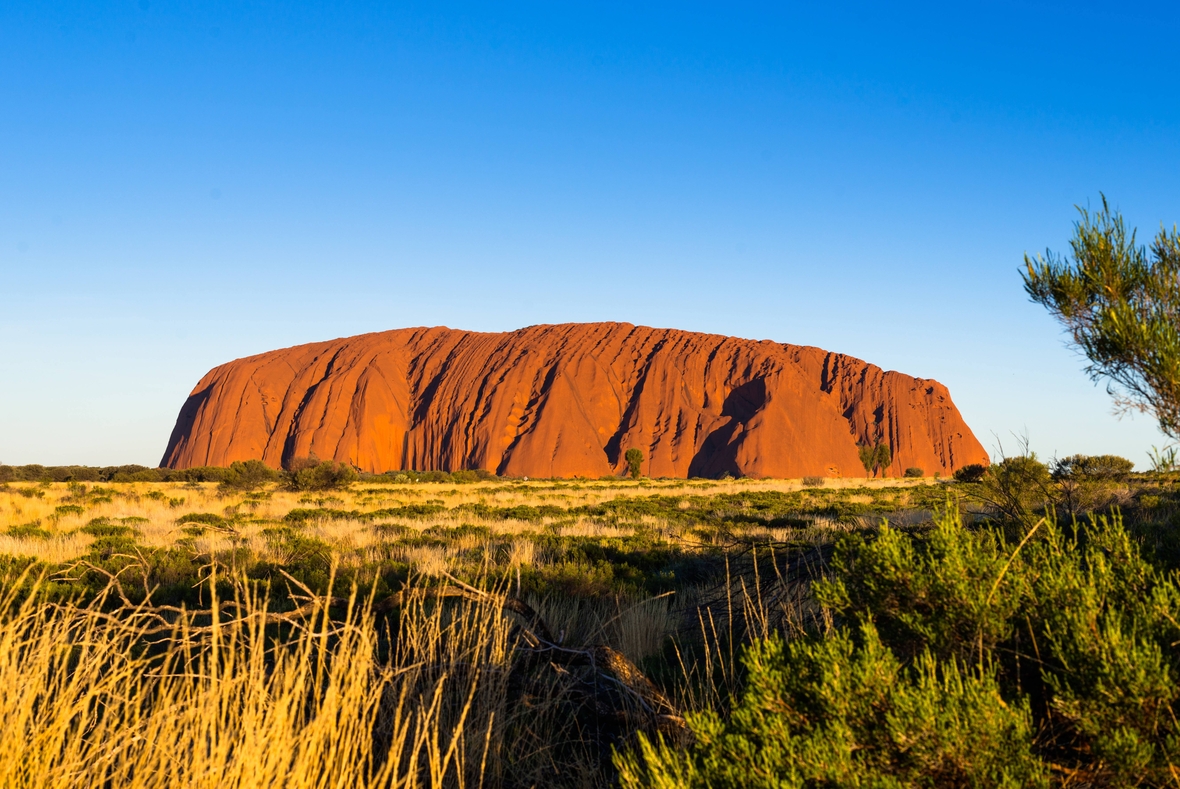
3, 1, 1179, 468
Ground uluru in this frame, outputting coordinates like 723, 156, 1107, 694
161, 323, 988, 478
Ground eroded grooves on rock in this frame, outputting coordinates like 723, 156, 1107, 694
162, 323, 989, 478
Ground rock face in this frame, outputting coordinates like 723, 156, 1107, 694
162, 323, 988, 478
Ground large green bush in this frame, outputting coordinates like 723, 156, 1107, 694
218, 459, 279, 492
621, 509, 1180, 787
282, 457, 357, 491
952, 463, 987, 483
617, 622, 1046, 788
1053, 454, 1135, 481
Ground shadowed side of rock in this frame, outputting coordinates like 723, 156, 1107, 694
161, 323, 989, 478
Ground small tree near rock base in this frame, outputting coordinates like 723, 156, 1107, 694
858, 444, 877, 478
625, 448, 644, 479
858, 442, 892, 478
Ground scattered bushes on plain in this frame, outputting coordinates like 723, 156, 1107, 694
0, 464, 239, 483
375, 468, 495, 484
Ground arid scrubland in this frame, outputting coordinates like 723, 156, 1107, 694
3, 467, 1179, 787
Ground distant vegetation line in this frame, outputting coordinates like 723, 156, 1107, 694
0, 463, 502, 485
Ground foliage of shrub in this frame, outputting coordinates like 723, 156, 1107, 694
801, 476, 824, 487
217, 459, 279, 492
618, 622, 1046, 789
953, 463, 987, 483
81, 518, 139, 538
976, 454, 1055, 529
904, 467, 924, 478
620, 503, 1180, 787
282, 458, 358, 491
857, 442, 893, 478
258, 526, 332, 577
818, 510, 1180, 785
625, 448, 644, 479
814, 514, 1023, 661
374, 469, 495, 484
176, 512, 230, 527
1053, 453, 1135, 481
6, 521, 50, 539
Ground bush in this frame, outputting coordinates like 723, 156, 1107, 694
6, 522, 50, 539
904, 467, 924, 478
953, 463, 987, 483
373, 469, 494, 484
218, 460, 279, 492
617, 622, 1047, 788
813, 509, 1180, 785
977, 454, 1055, 529
1052, 454, 1135, 481
814, 514, 1023, 661
282, 458, 357, 491
801, 476, 824, 487
625, 449, 644, 479
176, 512, 230, 527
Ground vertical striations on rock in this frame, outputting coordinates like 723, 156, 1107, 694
161, 323, 989, 478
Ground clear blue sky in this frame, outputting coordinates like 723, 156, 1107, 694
3, 1, 1179, 468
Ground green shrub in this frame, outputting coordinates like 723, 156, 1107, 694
626, 448, 644, 479
110, 469, 165, 482
617, 622, 1046, 789
976, 454, 1055, 529
81, 518, 139, 538
1052, 453, 1135, 481
218, 459, 279, 492
814, 508, 1180, 784
904, 467, 924, 478
176, 512, 230, 527
6, 521, 50, 539
814, 513, 1023, 661
953, 463, 987, 483
259, 526, 332, 574
282, 457, 357, 491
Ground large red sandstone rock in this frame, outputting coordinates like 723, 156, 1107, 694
161, 323, 988, 478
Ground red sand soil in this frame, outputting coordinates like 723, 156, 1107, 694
161, 323, 989, 478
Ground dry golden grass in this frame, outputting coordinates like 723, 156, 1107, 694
0, 476, 871, 787
0, 568, 605, 789
0, 476, 914, 585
